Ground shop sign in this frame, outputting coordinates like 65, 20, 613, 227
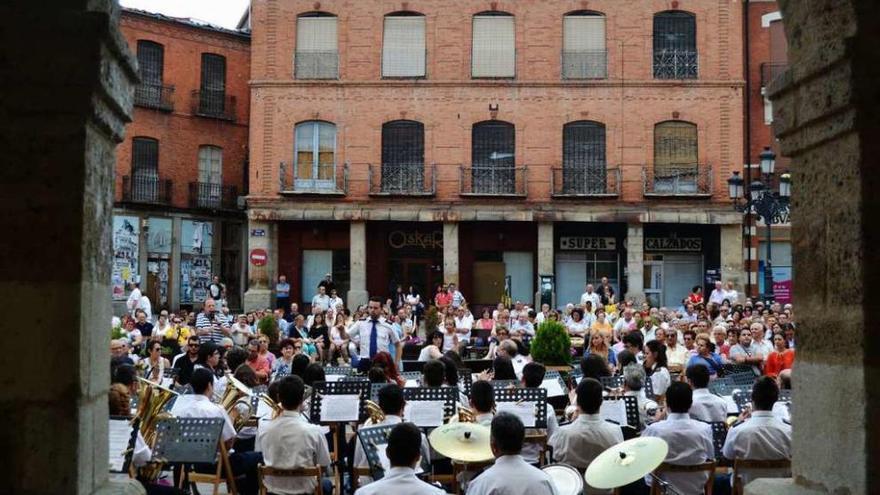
645, 236, 702, 251
249, 248, 268, 267
559, 236, 617, 250
250, 229, 266, 237
388, 230, 443, 250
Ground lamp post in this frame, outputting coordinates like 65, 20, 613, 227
727, 147, 791, 303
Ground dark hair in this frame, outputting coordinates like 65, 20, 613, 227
490, 412, 525, 455
692, 285, 702, 293
276, 375, 306, 410
378, 384, 405, 415
427, 330, 444, 345
576, 377, 604, 414
190, 368, 215, 395
686, 364, 710, 389
369, 296, 384, 305
521, 362, 545, 388
665, 382, 693, 413
303, 363, 326, 387
225, 347, 248, 373
422, 360, 445, 387
571, 308, 584, 320
623, 332, 643, 351
683, 329, 697, 339
291, 354, 311, 378
266, 380, 280, 404
197, 342, 219, 366
386, 422, 423, 467
373, 351, 403, 385
443, 350, 464, 369
471, 380, 495, 413
752, 376, 780, 410
617, 350, 636, 369
527, 310, 537, 319
580, 354, 611, 380
644, 340, 668, 370
188, 335, 200, 343
233, 363, 259, 388
368, 367, 388, 383
439, 356, 459, 386
279, 338, 295, 349
492, 356, 517, 381
112, 364, 137, 387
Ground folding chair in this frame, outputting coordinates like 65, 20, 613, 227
732, 459, 791, 495
650, 461, 716, 495
258, 464, 324, 495
182, 441, 238, 495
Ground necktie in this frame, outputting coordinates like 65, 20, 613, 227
369, 319, 378, 357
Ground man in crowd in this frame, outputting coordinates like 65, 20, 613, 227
510, 312, 535, 339
708, 281, 726, 306
275, 274, 290, 312
665, 329, 689, 369
580, 284, 602, 313
448, 283, 466, 309
126, 281, 142, 318
534, 303, 551, 325
318, 273, 336, 294
687, 364, 728, 423
349, 296, 402, 368
312, 285, 331, 312
209, 275, 224, 301
613, 308, 637, 343
245, 338, 271, 384
172, 335, 201, 385
750, 321, 774, 358
453, 306, 473, 349
730, 328, 765, 375
134, 309, 154, 341
195, 298, 229, 344
353, 422, 445, 495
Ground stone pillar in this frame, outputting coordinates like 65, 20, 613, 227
535, 222, 555, 308
347, 221, 369, 309
625, 224, 645, 303
443, 222, 460, 286
720, 223, 745, 297
169, 216, 182, 310
243, 219, 275, 311
0, 2, 143, 494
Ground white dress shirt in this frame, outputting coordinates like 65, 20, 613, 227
522, 402, 559, 465
666, 344, 689, 369
175, 394, 236, 443
255, 410, 331, 495
455, 314, 475, 342
708, 289, 727, 306
354, 466, 444, 495
511, 354, 531, 378
722, 410, 792, 486
349, 318, 401, 359
466, 455, 559, 495
689, 388, 729, 423
641, 413, 715, 495
353, 415, 430, 487
549, 413, 624, 472
580, 292, 602, 312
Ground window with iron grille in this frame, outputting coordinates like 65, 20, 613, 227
381, 120, 424, 192
563, 121, 606, 193
472, 121, 515, 194
198, 146, 223, 208
654, 121, 698, 193
136, 40, 164, 105
472, 13, 515, 78
383, 13, 426, 77
131, 137, 159, 202
200, 53, 227, 115
653, 11, 697, 79
562, 13, 606, 79
296, 14, 338, 79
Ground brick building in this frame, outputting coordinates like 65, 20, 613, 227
243, 0, 746, 312
113, 9, 250, 313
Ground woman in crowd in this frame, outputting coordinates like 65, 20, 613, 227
491, 355, 517, 381
687, 333, 724, 378
602, 286, 617, 317
486, 325, 511, 360
434, 284, 451, 310
257, 334, 276, 368
329, 312, 349, 365
154, 311, 171, 337
712, 325, 731, 359
590, 309, 613, 344
372, 351, 405, 387
476, 308, 495, 331
271, 338, 299, 379
418, 330, 444, 361
391, 284, 407, 314
584, 331, 617, 370
142, 340, 170, 381
764, 332, 795, 378
688, 285, 704, 306
643, 340, 671, 400
580, 353, 612, 381
309, 311, 330, 363
565, 308, 589, 337
441, 318, 459, 353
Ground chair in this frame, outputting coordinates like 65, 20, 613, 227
258, 464, 324, 495
650, 461, 716, 495
182, 441, 238, 495
524, 432, 549, 465
731, 459, 791, 495
451, 460, 494, 495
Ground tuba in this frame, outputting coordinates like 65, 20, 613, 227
222, 373, 255, 431
258, 392, 283, 420
134, 376, 178, 481
364, 400, 385, 425
457, 406, 477, 423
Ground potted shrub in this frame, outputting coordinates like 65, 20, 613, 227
423, 305, 440, 338
530, 320, 572, 370
257, 315, 280, 355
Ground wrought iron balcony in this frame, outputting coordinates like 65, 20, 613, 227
562, 50, 608, 79
134, 83, 174, 111
188, 182, 239, 210
643, 164, 713, 197
295, 51, 339, 79
551, 166, 620, 197
653, 49, 699, 79
760, 62, 788, 88
279, 161, 348, 196
368, 163, 435, 196
190, 90, 236, 121
459, 165, 528, 197
121, 175, 172, 205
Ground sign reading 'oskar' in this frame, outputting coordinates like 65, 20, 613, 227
388, 231, 443, 250
559, 237, 617, 250
645, 237, 702, 251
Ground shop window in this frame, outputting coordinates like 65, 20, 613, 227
471, 120, 515, 194
382, 13, 426, 77
563, 121, 607, 194
472, 12, 515, 78
653, 120, 698, 193
381, 120, 425, 193
653, 11, 697, 79
555, 251, 619, 309
562, 12, 606, 79
296, 13, 338, 79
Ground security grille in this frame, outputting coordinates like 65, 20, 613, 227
199, 53, 226, 115
653, 11, 698, 79
136, 41, 164, 105
131, 138, 159, 202
381, 121, 425, 193
472, 121, 515, 194
563, 121, 607, 194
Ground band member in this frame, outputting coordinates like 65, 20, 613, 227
353, 423, 445, 495
520, 363, 559, 465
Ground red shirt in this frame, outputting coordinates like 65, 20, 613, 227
434, 292, 452, 308
764, 349, 795, 378
246, 354, 272, 382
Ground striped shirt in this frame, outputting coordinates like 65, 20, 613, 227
196, 311, 226, 344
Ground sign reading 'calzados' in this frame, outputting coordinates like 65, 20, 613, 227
645, 237, 702, 251
559, 237, 617, 250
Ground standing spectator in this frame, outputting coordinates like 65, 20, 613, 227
750, 322, 774, 358
195, 298, 229, 344
599, 276, 615, 303
209, 275, 224, 301
285, 302, 300, 323
712, 325, 731, 359
172, 335, 201, 385
390, 284, 406, 313
434, 284, 452, 310
722, 281, 740, 305
318, 273, 335, 294
137, 292, 153, 322
687, 334, 724, 378
276, 274, 290, 311
311, 285, 331, 312
580, 284, 602, 313
708, 281, 726, 306
328, 288, 344, 313
231, 314, 254, 347
125, 282, 142, 318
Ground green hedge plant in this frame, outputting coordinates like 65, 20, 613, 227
530, 320, 572, 366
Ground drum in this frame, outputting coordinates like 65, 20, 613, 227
542, 463, 584, 495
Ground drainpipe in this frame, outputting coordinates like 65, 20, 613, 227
742, 0, 753, 297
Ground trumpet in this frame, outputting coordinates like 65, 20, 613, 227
134, 376, 178, 481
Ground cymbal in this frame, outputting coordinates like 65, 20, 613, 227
584, 437, 668, 489
428, 422, 493, 462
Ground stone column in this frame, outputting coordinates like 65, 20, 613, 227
535, 222, 555, 307
625, 224, 645, 303
720, 223, 745, 297
0, 2, 143, 494
243, 219, 275, 311
443, 222, 460, 286
347, 221, 369, 309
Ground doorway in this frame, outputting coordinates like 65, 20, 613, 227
389, 258, 442, 297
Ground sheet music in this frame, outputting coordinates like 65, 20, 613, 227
723, 395, 740, 415
108, 419, 132, 472
326, 375, 345, 382
374, 443, 424, 474
599, 399, 628, 425
169, 394, 199, 416
320, 394, 360, 422
541, 378, 565, 397
496, 401, 537, 427
404, 400, 445, 427
161, 377, 174, 388
405, 379, 420, 388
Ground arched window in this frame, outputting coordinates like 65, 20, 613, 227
653, 11, 697, 79
563, 121, 606, 193
381, 120, 425, 193
130, 137, 159, 202
296, 12, 338, 79
383, 12, 426, 77
562, 12, 606, 79
197, 145, 223, 208
472, 120, 515, 194
654, 121, 698, 193
472, 12, 515, 78
294, 121, 337, 190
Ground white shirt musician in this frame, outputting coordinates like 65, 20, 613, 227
354, 423, 444, 495
687, 365, 729, 423
349, 298, 402, 362
176, 368, 236, 445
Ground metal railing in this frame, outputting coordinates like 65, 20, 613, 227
459, 165, 528, 197
551, 166, 620, 197
122, 175, 172, 205
279, 161, 348, 195
760, 62, 788, 88
368, 163, 435, 196
642, 164, 713, 197
134, 83, 174, 111
191, 90, 236, 121
188, 182, 239, 210
562, 50, 607, 79
653, 49, 699, 79
295, 51, 339, 79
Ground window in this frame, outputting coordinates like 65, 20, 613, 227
131, 137, 159, 201
296, 14, 338, 79
472, 120, 515, 194
563, 121, 607, 193
135, 41, 165, 106
381, 120, 425, 192
294, 121, 337, 190
653, 11, 697, 79
472, 13, 515, 78
199, 53, 227, 116
654, 121, 698, 193
382, 14, 426, 77
562, 12, 606, 79
197, 146, 223, 208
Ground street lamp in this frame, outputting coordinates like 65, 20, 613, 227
727, 147, 791, 303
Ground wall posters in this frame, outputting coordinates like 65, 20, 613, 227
112, 215, 139, 301
180, 220, 214, 304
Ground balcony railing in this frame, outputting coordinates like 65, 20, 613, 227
279, 161, 348, 195
761, 62, 788, 88
368, 163, 436, 196
191, 90, 236, 121
551, 166, 621, 197
653, 49, 699, 79
562, 50, 608, 79
122, 175, 172, 205
188, 182, 239, 210
134, 83, 174, 111
459, 166, 528, 197
642, 164, 713, 197
295, 51, 339, 79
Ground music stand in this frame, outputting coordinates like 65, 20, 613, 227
401, 360, 426, 373
600, 396, 640, 430
309, 380, 370, 424
152, 418, 232, 493
644, 374, 655, 399
494, 388, 548, 428
458, 368, 473, 397
339, 375, 370, 384
600, 376, 625, 390
357, 424, 432, 481
569, 368, 583, 386
109, 416, 140, 474
708, 421, 729, 466
401, 371, 422, 387
708, 377, 734, 397
403, 387, 457, 427
728, 372, 757, 389
324, 366, 354, 382
778, 389, 792, 403
732, 390, 752, 413
489, 380, 520, 391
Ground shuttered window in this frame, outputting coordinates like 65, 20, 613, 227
654, 121, 698, 192
382, 15, 426, 77
296, 15, 339, 79
562, 14, 606, 79
472, 14, 515, 78
653, 11, 698, 79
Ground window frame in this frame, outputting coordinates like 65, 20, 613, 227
381, 120, 425, 193
562, 121, 607, 194
295, 12, 340, 80
471, 11, 516, 79
381, 12, 427, 78
293, 120, 338, 190
561, 11, 607, 79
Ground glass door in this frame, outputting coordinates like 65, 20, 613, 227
644, 258, 663, 308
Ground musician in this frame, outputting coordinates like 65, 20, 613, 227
499, 340, 530, 378
620, 364, 651, 429
466, 413, 558, 495
180, 368, 236, 447
349, 296, 402, 366
353, 423, 444, 495
421, 359, 446, 387
686, 364, 728, 423
520, 363, 559, 466
469, 380, 496, 425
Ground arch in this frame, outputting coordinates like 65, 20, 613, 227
653, 10, 697, 79
297, 11, 337, 18
385, 10, 424, 17
473, 10, 513, 16
563, 9, 605, 17
294, 120, 337, 189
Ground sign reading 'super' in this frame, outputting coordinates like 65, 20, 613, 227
559, 237, 617, 250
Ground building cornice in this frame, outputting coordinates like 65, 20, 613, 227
249, 79, 746, 90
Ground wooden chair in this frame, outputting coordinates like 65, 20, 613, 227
524, 432, 549, 465
180, 441, 238, 495
258, 464, 324, 495
350, 466, 372, 492
732, 459, 791, 495
650, 461, 716, 495
451, 460, 494, 495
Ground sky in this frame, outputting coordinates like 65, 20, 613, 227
120, 0, 250, 29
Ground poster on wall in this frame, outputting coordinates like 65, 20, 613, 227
148, 260, 170, 307
147, 217, 173, 254
180, 255, 212, 304
758, 263, 793, 304
181, 220, 213, 254
112, 215, 139, 301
